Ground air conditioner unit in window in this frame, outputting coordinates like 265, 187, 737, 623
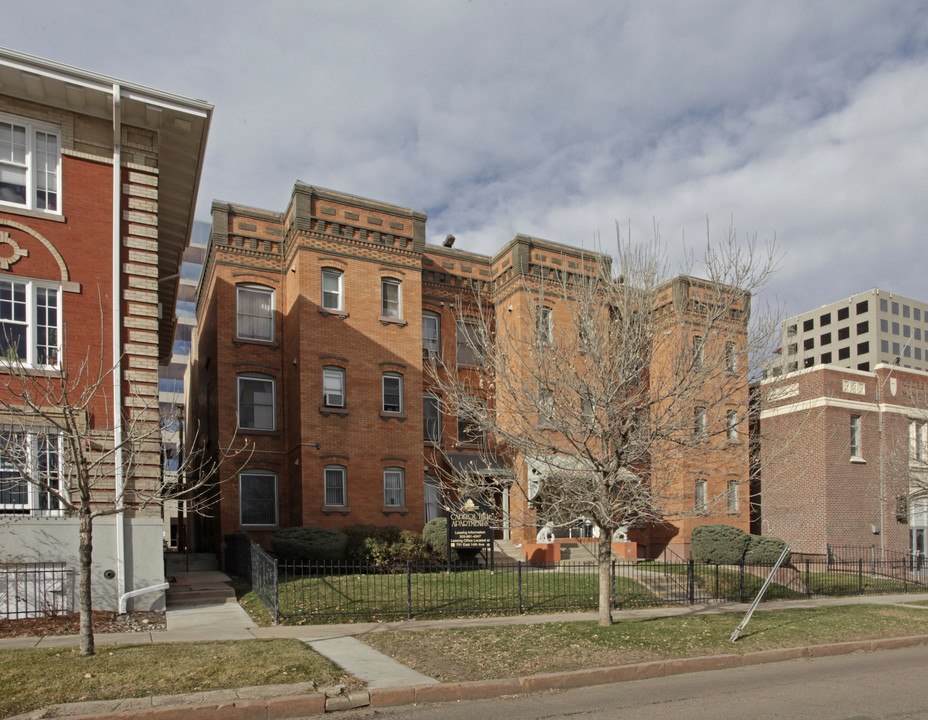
423, 348, 440, 362
324, 393, 343, 408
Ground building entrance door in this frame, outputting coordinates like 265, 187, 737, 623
911, 528, 926, 573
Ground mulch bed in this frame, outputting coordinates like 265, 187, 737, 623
0, 611, 166, 638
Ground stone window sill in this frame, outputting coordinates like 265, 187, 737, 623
380, 412, 407, 421
379, 316, 407, 327
382, 506, 409, 516
319, 308, 349, 319
320, 406, 349, 417
850, 456, 866, 464
321, 506, 350, 516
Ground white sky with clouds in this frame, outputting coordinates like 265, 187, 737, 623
6, 0, 928, 317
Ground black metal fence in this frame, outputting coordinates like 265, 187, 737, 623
0, 562, 74, 619
225, 536, 928, 625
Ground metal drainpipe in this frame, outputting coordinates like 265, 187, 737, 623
112, 83, 126, 609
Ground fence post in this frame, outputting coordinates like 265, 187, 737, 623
272, 558, 279, 625
805, 559, 811, 598
858, 558, 863, 595
871, 545, 876, 575
407, 562, 412, 620
518, 562, 523, 615
611, 560, 616, 609
739, 560, 745, 603
687, 559, 695, 605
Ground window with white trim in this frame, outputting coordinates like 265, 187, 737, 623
0, 277, 60, 367
0, 115, 60, 213
850, 414, 862, 458
0, 431, 62, 515
456, 317, 483, 366
695, 478, 707, 512
424, 393, 441, 442
383, 373, 403, 413
237, 374, 276, 430
384, 467, 405, 507
322, 366, 345, 408
727, 480, 738, 513
236, 285, 274, 341
324, 465, 346, 507
423, 311, 441, 360
321, 268, 343, 311
536, 305, 553, 344
727, 410, 738, 442
425, 476, 443, 522
239, 470, 278, 525
725, 341, 736, 372
694, 406, 707, 439
910, 420, 927, 463
381, 278, 401, 319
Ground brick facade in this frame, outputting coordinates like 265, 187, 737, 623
193, 183, 752, 560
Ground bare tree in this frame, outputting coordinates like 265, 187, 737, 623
0, 352, 246, 656
428, 222, 780, 625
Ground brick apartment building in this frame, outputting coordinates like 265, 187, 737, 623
759, 362, 928, 556
0, 48, 211, 613
189, 182, 752, 561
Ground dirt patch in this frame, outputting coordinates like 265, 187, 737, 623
0, 611, 166, 638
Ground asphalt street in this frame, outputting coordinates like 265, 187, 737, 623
330, 643, 928, 720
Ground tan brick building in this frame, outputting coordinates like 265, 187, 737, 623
759, 363, 928, 556
190, 182, 752, 560
0, 48, 211, 612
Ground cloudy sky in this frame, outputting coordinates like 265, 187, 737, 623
7, 1, 928, 318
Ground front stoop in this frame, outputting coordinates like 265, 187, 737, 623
165, 575, 236, 608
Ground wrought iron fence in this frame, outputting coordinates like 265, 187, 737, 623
227, 537, 928, 625
0, 562, 74, 619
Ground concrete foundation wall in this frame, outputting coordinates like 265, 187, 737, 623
0, 516, 165, 612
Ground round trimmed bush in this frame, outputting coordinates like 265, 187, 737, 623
271, 526, 347, 563
690, 524, 750, 564
744, 534, 791, 565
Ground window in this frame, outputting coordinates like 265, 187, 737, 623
321, 269, 343, 311
820, 333, 831, 346
580, 392, 594, 426
893, 342, 901, 355
803, 319, 814, 332
0, 431, 61, 514
787, 361, 798, 372
821, 352, 832, 364
456, 317, 483, 366
838, 347, 850, 360
880, 340, 889, 353
422, 311, 441, 360
857, 341, 869, 355
0, 278, 60, 367
384, 468, 405, 507
838, 327, 850, 340
239, 471, 277, 525
727, 410, 738, 442
838, 307, 850, 321
857, 362, 869, 371
803, 357, 815, 368
324, 465, 346, 507
856, 300, 868, 314
0, 115, 60, 212
880, 298, 888, 312
381, 278, 401, 318
458, 396, 485, 444
916, 308, 923, 322
322, 367, 345, 408
904, 305, 911, 318
857, 321, 869, 335
786, 324, 797, 337
892, 302, 899, 315
536, 306, 553, 344
693, 335, 704, 367
425, 477, 443, 522
850, 415, 861, 458
725, 342, 736, 372
916, 329, 922, 341
695, 479, 707, 512
727, 481, 739, 513
237, 374, 275, 430
820, 313, 831, 326
803, 338, 814, 350
787, 343, 797, 356
694, 406, 707, 439
881, 319, 889, 332
236, 285, 274, 341
382, 373, 403, 413
424, 394, 441, 442
911, 420, 927, 463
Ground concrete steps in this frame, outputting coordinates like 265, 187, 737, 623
558, 541, 597, 564
493, 540, 525, 566
166, 572, 236, 608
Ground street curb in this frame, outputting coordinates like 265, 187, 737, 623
14, 634, 928, 718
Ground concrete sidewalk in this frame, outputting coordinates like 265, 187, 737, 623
5, 573, 928, 718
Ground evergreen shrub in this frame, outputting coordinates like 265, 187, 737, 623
270, 527, 347, 563
690, 524, 751, 564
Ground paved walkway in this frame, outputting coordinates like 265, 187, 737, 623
5, 572, 928, 719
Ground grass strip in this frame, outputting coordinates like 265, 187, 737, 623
360, 604, 928, 682
0, 639, 346, 719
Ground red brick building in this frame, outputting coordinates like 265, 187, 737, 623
190, 182, 752, 561
0, 48, 211, 613
759, 363, 927, 556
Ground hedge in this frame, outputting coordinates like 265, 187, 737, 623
271, 527, 348, 562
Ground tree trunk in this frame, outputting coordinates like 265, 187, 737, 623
597, 529, 613, 626
78, 506, 94, 657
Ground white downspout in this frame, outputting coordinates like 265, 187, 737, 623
112, 83, 126, 609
